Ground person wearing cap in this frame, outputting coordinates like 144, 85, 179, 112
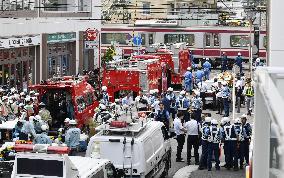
174, 111, 186, 162
166, 87, 176, 119
0, 96, 10, 121
198, 117, 211, 170
203, 58, 212, 80
194, 66, 204, 87
34, 115, 45, 134
241, 114, 252, 166
21, 116, 37, 141
184, 67, 193, 94
221, 52, 228, 72
189, 50, 194, 65
197, 80, 208, 110
255, 58, 261, 68
207, 119, 222, 171
135, 91, 149, 112
38, 102, 52, 126
65, 120, 81, 156
33, 124, 52, 145
191, 90, 203, 123
24, 97, 34, 117
176, 90, 190, 113
233, 118, 247, 170
235, 52, 243, 74
221, 81, 231, 117
101, 86, 109, 106
242, 80, 254, 116
155, 103, 170, 132
184, 113, 200, 165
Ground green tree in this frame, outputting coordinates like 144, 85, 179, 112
102, 45, 116, 66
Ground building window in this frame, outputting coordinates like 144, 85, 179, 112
142, 2, 151, 15
230, 35, 250, 47
101, 33, 146, 45
164, 34, 195, 46
263, 36, 267, 48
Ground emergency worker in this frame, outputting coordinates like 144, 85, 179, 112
197, 81, 208, 110
235, 53, 243, 74
191, 90, 203, 123
203, 58, 212, 80
21, 116, 36, 141
0, 96, 10, 121
241, 114, 252, 166
207, 119, 222, 171
65, 120, 81, 156
194, 66, 204, 86
34, 115, 45, 134
198, 117, 211, 170
34, 125, 52, 145
38, 102, 52, 126
184, 67, 193, 94
221, 52, 228, 72
135, 91, 149, 111
221, 81, 231, 117
155, 103, 170, 132
176, 90, 190, 114
174, 112, 186, 162
101, 86, 110, 106
243, 80, 254, 116
166, 87, 176, 119
234, 118, 246, 170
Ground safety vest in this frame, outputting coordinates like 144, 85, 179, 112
224, 125, 237, 141
201, 125, 209, 141
246, 86, 254, 97
208, 127, 221, 144
234, 125, 245, 142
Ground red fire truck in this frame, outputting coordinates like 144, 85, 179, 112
102, 56, 163, 102
29, 76, 99, 128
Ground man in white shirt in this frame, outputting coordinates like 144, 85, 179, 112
184, 117, 200, 165
174, 112, 186, 162
197, 81, 208, 110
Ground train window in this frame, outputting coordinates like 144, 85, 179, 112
230, 35, 250, 47
164, 34, 194, 45
263, 36, 267, 48
149, 34, 154, 45
205, 33, 211, 47
101, 33, 128, 45
213, 33, 220, 47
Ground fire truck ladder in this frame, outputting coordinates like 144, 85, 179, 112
122, 136, 135, 177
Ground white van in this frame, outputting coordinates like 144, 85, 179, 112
11, 152, 120, 178
86, 120, 172, 178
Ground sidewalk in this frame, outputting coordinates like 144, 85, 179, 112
188, 167, 245, 178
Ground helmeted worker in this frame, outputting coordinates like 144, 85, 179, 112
198, 117, 211, 170
203, 58, 212, 80
221, 81, 231, 117
34, 115, 45, 134
184, 67, 193, 94
65, 120, 81, 156
33, 125, 52, 145
241, 114, 252, 166
21, 116, 37, 141
135, 91, 149, 112
243, 80, 254, 116
235, 52, 243, 74
176, 90, 190, 112
155, 103, 170, 131
101, 86, 110, 106
194, 66, 204, 85
234, 118, 247, 170
191, 90, 203, 123
207, 119, 222, 171
166, 87, 176, 119
38, 102, 52, 126
221, 52, 228, 72
255, 58, 261, 67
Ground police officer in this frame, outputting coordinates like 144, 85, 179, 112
207, 119, 222, 171
34, 125, 52, 145
198, 117, 211, 170
234, 118, 247, 170
155, 103, 170, 133
101, 86, 110, 106
135, 91, 149, 111
243, 80, 254, 116
194, 66, 204, 86
191, 90, 203, 122
221, 81, 231, 117
184, 67, 193, 94
38, 102, 52, 126
221, 52, 228, 72
241, 114, 252, 166
176, 90, 190, 115
203, 58, 212, 80
65, 120, 81, 156
174, 111, 186, 162
166, 87, 176, 119
235, 52, 243, 74
222, 117, 238, 170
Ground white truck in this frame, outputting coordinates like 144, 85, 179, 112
11, 152, 120, 178
86, 120, 172, 178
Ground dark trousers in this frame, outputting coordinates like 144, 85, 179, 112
221, 63, 227, 72
169, 108, 176, 119
244, 139, 250, 165
200, 92, 206, 110
176, 134, 185, 160
193, 109, 202, 122
227, 140, 237, 168
137, 107, 147, 111
207, 143, 220, 170
237, 141, 245, 168
216, 97, 223, 114
199, 140, 209, 168
223, 98, 229, 117
187, 135, 200, 163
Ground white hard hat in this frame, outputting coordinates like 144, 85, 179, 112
69, 120, 77, 125
2, 96, 8, 100
256, 58, 260, 62
29, 116, 35, 122
41, 125, 48, 131
34, 115, 42, 122
19, 103, 24, 107
149, 90, 154, 95
206, 58, 210, 61
30, 91, 35, 95
211, 119, 218, 125
205, 117, 211, 123
222, 81, 227, 86
221, 118, 226, 125
222, 117, 229, 123
115, 99, 120, 103
167, 87, 173, 92
154, 89, 159, 93
238, 52, 241, 56
187, 67, 191, 71
193, 90, 200, 96
180, 90, 186, 95
58, 128, 64, 132
20, 92, 25, 96
235, 118, 241, 124
102, 86, 107, 91
241, 114, 247, 118
64, 118, 70, 123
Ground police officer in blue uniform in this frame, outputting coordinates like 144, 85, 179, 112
241, 114, 252, 166
222, 117, 238, 170
194, 66, 204, 86
184, 67, 193, 94
221, 52, 228, 72
221, 81, 231, 117
155, 103, 170, 133
207, 119, 222, 171
191, 90, 203, 123
198, 117, 211, 170
34, 125, 52, 145
235, 52, 243, 74
65, 120, 81, 156
234, 118, 247, 170
176, 90, 190, 115
166, 87, 176, 119
203, 58, 212, 80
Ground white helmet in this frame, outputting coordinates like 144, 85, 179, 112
154, 89, 159, 93
222, 81, 227, 86
41, 125, 48, 131
30, 90, 35, 95
64, 118, 70, 123
58, 128, 64, 132
241, 114, 247, 119
205, 117, 211, 123
69, 120, 77, 125
235, 118, 241, 124
115, 99, 120, 103
187, 67, 191, 71
180, 90, 186, 95
167, 87, 173, 92
99, 104, 106, 110
29, 116, 35, 122
222, 117, 230, 123
193, 90, 200, 96
256, 58, 260, 62
238, 52, 241, 56
211, 119, 218, 125
221, 118, 226, 126
102, 86, 107, 91
206, 58, 210, 61
149, 90, 154, 95
34, 115, 42, 122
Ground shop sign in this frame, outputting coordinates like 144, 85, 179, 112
85, 41, 99, 49
47, 33, 76, 43
0, 36, 40, 49
85, 28, 99, 41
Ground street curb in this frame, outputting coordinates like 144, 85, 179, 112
173, 165, 199, 178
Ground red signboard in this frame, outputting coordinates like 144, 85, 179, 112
85, 28, 99, 41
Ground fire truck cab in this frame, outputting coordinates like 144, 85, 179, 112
30, 76, 99, 128
102, 57, 163, 102
86, 120, 172, 178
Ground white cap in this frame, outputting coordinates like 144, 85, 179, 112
206, 58, 209, 61
20, 92, 25, 96
222, 81, 227, 86
180, 90, 186, 95
19, 103, 24, 107
58, 128, 64, 132
167, 87, 173, 92
115, 99, 120, 103
222, 117, 230, 123
2, 96, 8, 100
205, 117, 211, 123
241, 114, 247, 118
235, 118, 241, 124
64, 118, 70, 123
238, 52, 241, 56
99, 104, 106, 110
221, 118, 226, 125
34, 115, 42, 121
149, 90, 154, 95
256, 58, 260, 62
154, 89, 159, 93
193, 90, 200, 96
41, 125, 48, 131
69, 120, 77, 125
211, 119, 218, 125
30, 91, 35, 95
187, 67, 191, 71
102, 86, 107, 91
29, 116, 35, 122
